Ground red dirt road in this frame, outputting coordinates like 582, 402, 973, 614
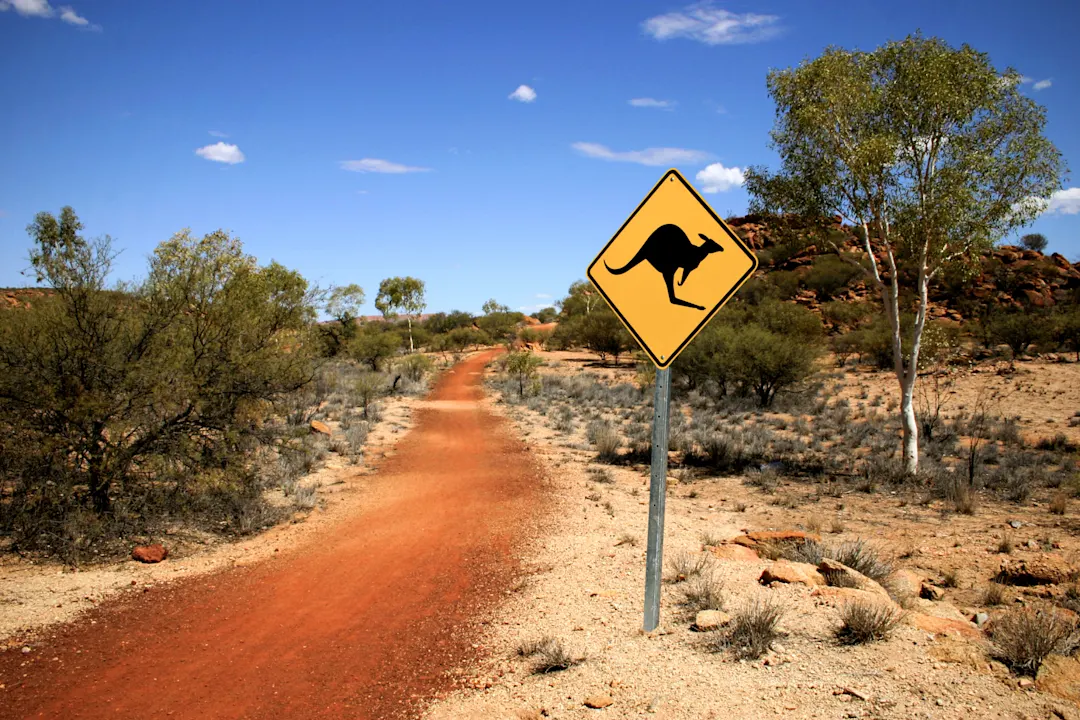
0, 351, 544, 720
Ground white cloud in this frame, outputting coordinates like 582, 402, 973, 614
535, 293, 552, 299
643, 3, 781, 45
208, 130, 229, 138
0, 0, 53, 17
509, 84, 537, 103
1046, 188, 1080, 215
630, 97, 675, 109
195, 142, 245, 165
1034, 79, 1052, 91
339, 158, 431, 174
0, 1, 100, 29
572, 142, 710, 166
695, 162, 745, 193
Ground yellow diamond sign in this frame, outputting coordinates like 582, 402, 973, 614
587, 168, 758, 368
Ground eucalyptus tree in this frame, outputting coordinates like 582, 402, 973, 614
374, 276, 426, 352
745, 33, 1063, 473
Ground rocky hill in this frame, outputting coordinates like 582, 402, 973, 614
726, 215, 1080, 323
1, 288, 55, 310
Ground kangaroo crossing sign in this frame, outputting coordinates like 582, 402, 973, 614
587, 168, 758, 368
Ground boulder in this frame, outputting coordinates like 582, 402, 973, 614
890, 569, 924, 598
996, 556, 1075, 586
907, 612, 981, 640
692, 610, 732, 631
1037, 654, 1080, 706
920, 583, 945, 601
310, 420, 332, 436
707, 544, 760, 562
810, 586, 900, 611
732, 530, 821, 550
760, 560, 825, 587
131, 544, 168, 563
928, 636, 990, 670
817, 558, 890, 597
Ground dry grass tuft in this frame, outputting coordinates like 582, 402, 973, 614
836, 600, 905, 645
681, 571, 725, 614
667, 550, 712, 583
712, 597, 785, 660
992, 607, 1080, 676
516, 636, 582, 675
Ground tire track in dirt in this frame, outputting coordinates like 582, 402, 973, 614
0, 350, 544, 720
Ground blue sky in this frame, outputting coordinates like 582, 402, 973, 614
1, 0, 1077, 316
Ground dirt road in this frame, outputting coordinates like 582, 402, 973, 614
1, 351, 544, 720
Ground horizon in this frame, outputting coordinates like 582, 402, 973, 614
2, 0, 1077, 316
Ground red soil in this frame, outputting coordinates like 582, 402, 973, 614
0, 350, 543, 720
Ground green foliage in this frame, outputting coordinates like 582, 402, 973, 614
482, 298, 510, 315
990, 311, 1052, 360
348, 324, 402, 371
423, 310, 473, 335
0, 209, 318, 559
534, 307, 558, 324
578, 306, 631, 363
821, 300, 873, 330
505, 350, 543, 397
745, 32, 1064, 473
475, 310, 524, 346
322, 284, 365, 357
1020, 233, 1048, 253
1054, 309, 1080, 361
396, 353, 435, 382
673, 300, 822, 407
804, 255, 862, 300
374, 276, 426, 352
354, 372, 386, 419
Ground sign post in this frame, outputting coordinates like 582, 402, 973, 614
585, 168, 758, 632
643, 367, 671, 631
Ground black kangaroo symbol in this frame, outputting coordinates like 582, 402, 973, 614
604, 224, 725, 311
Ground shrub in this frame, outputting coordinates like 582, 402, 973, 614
681, 571, 725, 614
714, 597, 785, 659
831, 539, 893, 583
805, 255, 862, 300
505, 350, 544, 397
668, 550, 712, 583
1051, 492, 1068, 515
992, 607, 1080, 675
836, 600, 905, 644
396, 353, 434, 382
516, 637, 580, 674
983, 583, 1008, 606
0, 211, 318, 560
989, 311, 1052, 361
592, 425, 622, 463
354, 372, 386, 419
1020, 233, 1048, 253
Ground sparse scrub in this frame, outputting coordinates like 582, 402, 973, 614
591, 424, 622, 463
714, 597, 785, 660
997, 533, 1014, 554
681, 571, 726, 614
1050, 492, 1068, 515
831, 539, 893, 584
515, 637, 581, 674
983, 583, 1008, 606
992, 606, 1080, 675
836, 600, 905, 644
668, 550, 712, 583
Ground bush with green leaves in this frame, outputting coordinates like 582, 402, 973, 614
348, 325, 402, 371
396, 353, 435, 382
805, 255, 862, 300
505, 350, 543, 397
0, 208, 319, 560
989, 311, 1052, 361
1020, 233, 1048, 253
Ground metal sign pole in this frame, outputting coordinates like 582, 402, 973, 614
643, 366, 672, 632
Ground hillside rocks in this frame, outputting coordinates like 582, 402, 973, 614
732, 530, 821, 550
310, 420, 332, 436
817, 558, 890, 597
995, 556, 1076, 586
725, 214, 1080, 320
760, 560, 825, 587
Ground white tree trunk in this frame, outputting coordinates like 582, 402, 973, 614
899, 373, 919, 475
407, 317, 414, 353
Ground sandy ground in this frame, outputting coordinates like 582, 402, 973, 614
422, 352, 1079, 720
0, 388, 424, 645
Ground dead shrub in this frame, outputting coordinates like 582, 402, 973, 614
992, 606, 1080, 675
997, 532, 1014, 554
1050, 492, 1068, 515
713, 597, 785, 660
592, 426, 622, 463
668, 550, 712, 583
516, 636, 581, 674
830, 539, 893, 584
836, 600, 905, 644
822, 568, 859, 588
983, 583, 1008, 606
681, 571, 725, 614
